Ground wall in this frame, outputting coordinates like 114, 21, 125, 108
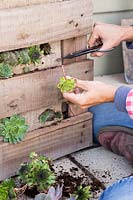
92, 0, 133, 76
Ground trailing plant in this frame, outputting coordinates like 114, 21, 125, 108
39, 109, 62, 123
72, 186, 92, 200
28, 46, 42, 64
0, 63, 13, 78
18, 152, 56, 192
57, 77, 75, 93
0, 114, 29, 144
0, 179, 17, 200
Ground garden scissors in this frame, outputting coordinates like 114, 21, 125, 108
63, 44, 114, 59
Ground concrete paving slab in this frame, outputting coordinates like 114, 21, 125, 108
72, 147, 133, 187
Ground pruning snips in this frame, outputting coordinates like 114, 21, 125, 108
63, 44, 114, 59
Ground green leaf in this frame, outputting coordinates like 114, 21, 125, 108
0, 114, 28, 144
28, 46, 42, 64
57, 77, 75, 92
18, 152, 56, 192
39, 109, 56, 123
0, 63, 13, 78
0, 179, 17, 200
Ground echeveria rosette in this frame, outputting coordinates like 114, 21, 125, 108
57, 77, 76, 93
0, 179, 17, 200
0, 115, 29, 144
72, 185, 92, 200
18, 152, 56, 192
0, 63, 13, 78
28, 46, 43, 64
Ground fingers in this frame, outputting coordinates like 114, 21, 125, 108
66, 76, 89, 90
63, 92, 81, 105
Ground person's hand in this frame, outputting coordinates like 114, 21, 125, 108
63, 77, 117, 108
88, 22, 133, 57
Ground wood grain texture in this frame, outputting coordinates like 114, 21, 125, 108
0, 112, 93, 180
0, 0, 93, 52
0, 0, 63, 9
62, 35, 88, 65
0, 60, 93, 119
13, 41, 61, 75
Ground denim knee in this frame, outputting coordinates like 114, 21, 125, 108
88, 103, 133, 143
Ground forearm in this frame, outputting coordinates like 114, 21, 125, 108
121, 26, 133, 42
114, 86, 133, 119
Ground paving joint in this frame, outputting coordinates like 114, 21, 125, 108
68, 154, 106, 190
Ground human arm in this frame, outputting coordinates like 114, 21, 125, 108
88, 22, 133, 57
62, 78, 133, 119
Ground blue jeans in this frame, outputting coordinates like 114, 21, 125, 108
88, 103, 133, 199
88, 103, 133, 143
99, 176, 133, 200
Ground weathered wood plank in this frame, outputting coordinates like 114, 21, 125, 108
62, 35, 88, 65
0, 60, 93, 119
13, 41, 61, 75
0, 112, 93, 180
0, 0, 93, 52
0, 0, 63, 9
121, 19, 133, 84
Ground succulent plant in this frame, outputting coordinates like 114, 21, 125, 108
0, 114, 29, 144
15, 49, 31, 65
41, 43, 51, 56
0, 179, 17, 200
57, 77, 75, 93
18, 152, 56, 192
28, 46, 42, 64
0, 63, 13, 78
39, 109, 62, 124
72, 186, 92, 200
0, 51, 18, 66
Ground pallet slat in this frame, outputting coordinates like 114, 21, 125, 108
0, 0, 93, 52
13, 41, 61, 75
0, 60, 93, 119
0, 0, 63, 9
0, 112, 93, 180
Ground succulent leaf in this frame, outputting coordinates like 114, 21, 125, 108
0, 114, 28, 144
0, 63, 13, 78
18, 152, 56, 192
57, 77, 75, 92
0, 179, 16, 200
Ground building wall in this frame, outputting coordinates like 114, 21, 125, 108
92, 0, 133, 75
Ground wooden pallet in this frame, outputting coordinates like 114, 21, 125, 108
0, 0, 93, 180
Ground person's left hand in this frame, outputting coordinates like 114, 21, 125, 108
63, 77, 117, 108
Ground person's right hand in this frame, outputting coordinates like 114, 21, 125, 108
88, 22, 133, 57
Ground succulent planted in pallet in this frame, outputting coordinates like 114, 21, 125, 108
0, 63, 13, 78
28, 46, 42, 64
15, 49, 31, 65
0, 51, 18, 66
18, 152, 56, 192
0, 114, 29, 144
39, 109, 62, 123
71, 185, 92, 200
40, 43, 51, 56
57, 77, 76, 93
0, 179, 17, 200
